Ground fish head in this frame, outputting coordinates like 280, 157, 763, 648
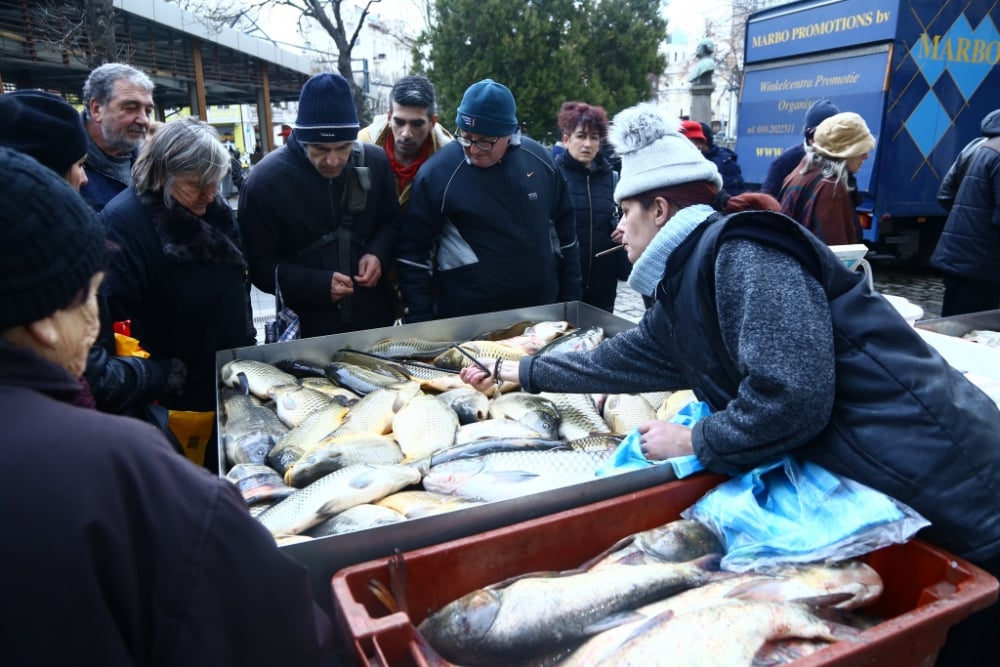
517, 404, 561, 441
418, 589, 502, 659
634, 520, 725, 563
421, 459, 487, 496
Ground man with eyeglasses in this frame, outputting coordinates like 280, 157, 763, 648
238, 73, 402, 337
359, 75, 453, 211
397, 78, 582, 322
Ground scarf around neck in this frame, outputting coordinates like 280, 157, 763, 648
140, 191, 247, 270
386, 131, 431, 192
627, 204, 715, 297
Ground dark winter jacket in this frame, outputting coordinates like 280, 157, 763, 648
704, 144, 746, 195
0, 340, 332, 665
79, 129, 136, 212
931, 134, 1000, 286
760, 143, 805, 196
238, 138, 401, 337
937, 109, 1000, 211
556, 151, 620, 312
100, 188, 255, 414
397, 136, 582, 322
523, 211, 1000, 563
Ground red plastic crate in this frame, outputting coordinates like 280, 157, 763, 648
331, 473, 998, 667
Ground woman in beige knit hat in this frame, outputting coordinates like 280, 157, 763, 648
778, 111, 875, 245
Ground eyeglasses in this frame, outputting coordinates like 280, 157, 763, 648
455, 130, 501, 151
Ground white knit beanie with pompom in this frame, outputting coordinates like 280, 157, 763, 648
610, 103, 722, 203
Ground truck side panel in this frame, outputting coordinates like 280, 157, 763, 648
738, 0, 1000, 254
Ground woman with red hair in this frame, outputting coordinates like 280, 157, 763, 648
554, 101, 622, 311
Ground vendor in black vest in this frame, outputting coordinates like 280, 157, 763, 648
239, 73, 402, 337
462, 103, 1000, 667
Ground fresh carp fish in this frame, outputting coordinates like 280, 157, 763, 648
534, 325, 604, 356
225, 463, 296, 506
539, 392, 611, 440
392, 393, 459, 462
602, 393, 658, 435
489, 393, 561, 440
265, 400, 351, 476
220, 391, 288, 466
563, 559, 880, 666
257, 463, 420, 537
267, 383, 334, 428
436, 387, 490, 425
417, 554, 720, 665
219, 358, 297, 400
376, 489, 483, 519
422, 449, 612, 502
283, 433, 404, 488
585, 519, 725, 569
602, 598, 859, 666
304, 503, 406, 537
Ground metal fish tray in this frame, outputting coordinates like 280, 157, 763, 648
214, 302, 670, 613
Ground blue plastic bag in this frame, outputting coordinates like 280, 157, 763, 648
681, 457, 930, 572
595, 400, 710, 478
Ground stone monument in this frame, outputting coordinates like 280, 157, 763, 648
687, 38, 716, 125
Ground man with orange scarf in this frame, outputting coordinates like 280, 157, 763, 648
359, 75, 453, 211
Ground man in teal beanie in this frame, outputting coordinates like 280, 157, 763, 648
397, 78, 582, 321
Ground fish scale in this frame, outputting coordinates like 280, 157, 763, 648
539, 391, 612, 440
602, 393, 658, 435
268, 383, 335, 427
392, 394, 459, 462
418, 555, 719, 665
219, 358, 297, 400
257, 463, 421, 537
422, 449, 613, 502
605, 599, 857, 666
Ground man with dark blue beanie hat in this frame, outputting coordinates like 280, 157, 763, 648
397, 78, 583, 322
239, 72, 403, 337
760, 97, 841, 197
0, 147, 333, 665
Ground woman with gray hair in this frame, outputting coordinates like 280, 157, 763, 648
100, 117, 255, 472
778, 111, 875, 245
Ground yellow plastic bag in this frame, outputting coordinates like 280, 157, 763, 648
114, 333, 150, 358
166, 410, 215, 466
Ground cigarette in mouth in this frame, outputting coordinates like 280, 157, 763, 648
594, 244, 625, 258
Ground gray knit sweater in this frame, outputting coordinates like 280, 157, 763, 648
520, 237, 835, 473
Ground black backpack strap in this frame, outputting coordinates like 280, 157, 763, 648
336, 142, 370, 323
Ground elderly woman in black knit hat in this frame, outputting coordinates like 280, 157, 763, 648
0, 147, 332, 664
100, 117, 256, 472
460, 103, 1000, 666
0, 89, 89, 191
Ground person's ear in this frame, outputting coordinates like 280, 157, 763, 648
26, 317, 59, 349
430, 113, 438, 127
87, 98, 103, 122
653, 197, 672, 227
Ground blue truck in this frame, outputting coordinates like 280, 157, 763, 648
736, 0, 1000, 260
